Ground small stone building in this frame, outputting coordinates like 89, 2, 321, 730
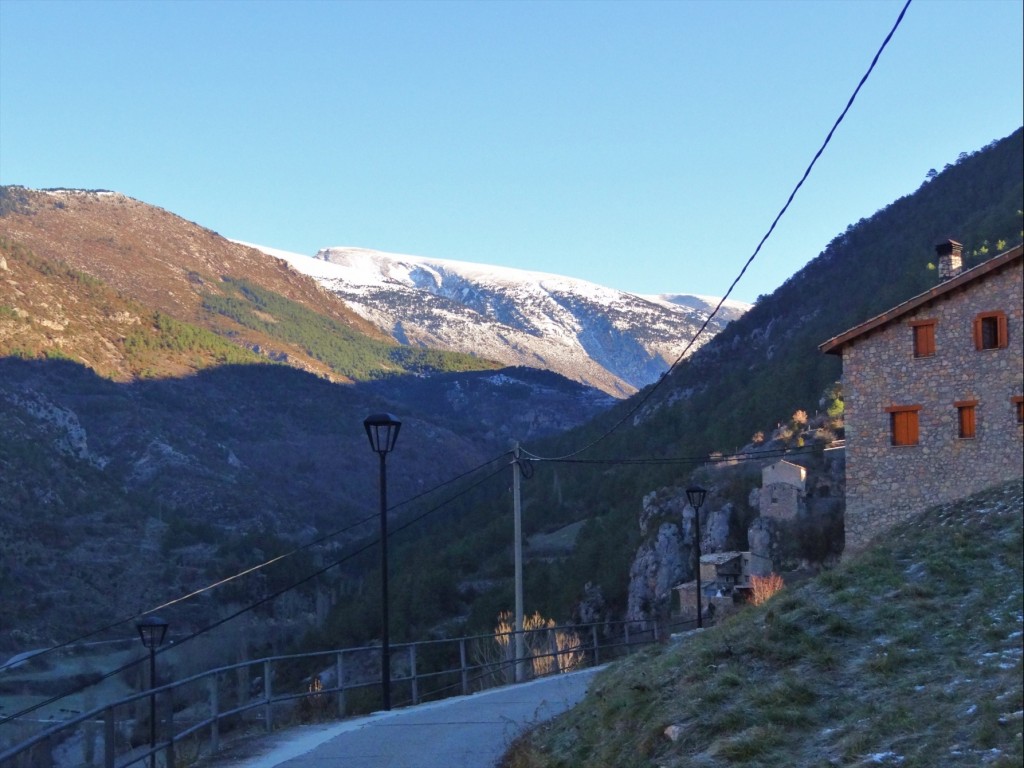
758, 459, 807, 521
820, 241, 1023, 554
675, 550, 773, 617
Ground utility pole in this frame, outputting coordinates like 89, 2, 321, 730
513, 443, 525, 682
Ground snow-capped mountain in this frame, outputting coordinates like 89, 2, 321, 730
244, 243, 751, 398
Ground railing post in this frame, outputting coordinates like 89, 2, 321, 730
336, 652, 346, 718
409, 645, 419, 706
166, 704, 175, 768
624, 623, 630, 655
263, 660, 273, 732
459, 639, 468, 695
591, 624, 599, 666
209, 676, 220, 754
104, 707, 116, 768
237, 660, 249, 712
39, 735, 54, 768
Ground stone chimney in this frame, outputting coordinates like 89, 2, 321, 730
936, 239, 963, 281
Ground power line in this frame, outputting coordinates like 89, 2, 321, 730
521, 0, 912, 464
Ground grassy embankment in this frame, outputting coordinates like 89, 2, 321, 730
502, 480, 1024, 768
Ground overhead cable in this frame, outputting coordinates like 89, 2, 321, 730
521, 0, 912, 463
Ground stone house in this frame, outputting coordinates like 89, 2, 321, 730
674, 550, 773, 617
819, 241, 1023, 554
757, 459, 807, 521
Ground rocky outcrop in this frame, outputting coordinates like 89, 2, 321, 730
703, 502, 737, 553
626, 488, 691, 624
747, 516, 779, 575
624, 438, 847, 627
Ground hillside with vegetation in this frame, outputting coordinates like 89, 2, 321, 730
479, 127, 1024, 623
0, 189, 497, 383
650, 128, 1023, 452
0, 195, 607, 652
0, 128, 1019, 689
501, 480, 1024, 768
274, 129, 1024, 665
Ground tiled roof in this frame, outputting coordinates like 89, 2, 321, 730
819, 245, 1023, 355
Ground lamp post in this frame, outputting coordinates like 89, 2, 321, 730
136, 616, 169, 768
685, 486, 707, 629
364, 412, 401, 711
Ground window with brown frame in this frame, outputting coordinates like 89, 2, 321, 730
973, 311, 1008, 350
886, 405, 921, 446
955, 400, 978, 439
910, 320, 936, 358
1013, 396, 1024, 425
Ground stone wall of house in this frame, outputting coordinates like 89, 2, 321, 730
842, 258, 1023, 553
758, 482, 803, 521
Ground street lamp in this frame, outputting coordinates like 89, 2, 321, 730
685, 486, 707, 629
364, 412, 401, 711
136, 615, 169, 768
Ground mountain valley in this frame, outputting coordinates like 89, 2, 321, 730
0, 127, 1021, 681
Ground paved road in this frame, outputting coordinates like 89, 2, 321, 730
218, 666, 603, 768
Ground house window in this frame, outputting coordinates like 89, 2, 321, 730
910, 320, 936, 358
955, 400, 978, 439
1013, 396, 1024, 425
886, 405, 921, 446
973, 311, 1008, 350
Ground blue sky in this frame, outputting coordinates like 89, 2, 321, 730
1, 0, 1021, 303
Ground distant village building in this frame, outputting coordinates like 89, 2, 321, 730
820, 241, 1024, 554
757, 459, 807, 521
674, 550, 773, 618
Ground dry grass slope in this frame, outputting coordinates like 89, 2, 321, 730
502, 480, 1024, 768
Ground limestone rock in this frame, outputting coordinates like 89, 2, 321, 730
626, 521, 686, 623
748, 515, 778, 573
639, 487, 687, 537
627, 488, 690, 623
704, 502, 735, 553
664, 723, 685, 742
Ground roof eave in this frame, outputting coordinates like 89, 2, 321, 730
818, 245, 1023, 356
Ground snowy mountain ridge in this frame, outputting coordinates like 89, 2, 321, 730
242, 242, 750, 397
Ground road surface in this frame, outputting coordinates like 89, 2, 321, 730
213, 665, 603, 768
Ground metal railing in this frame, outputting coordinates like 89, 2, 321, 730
0, 616, 696, 768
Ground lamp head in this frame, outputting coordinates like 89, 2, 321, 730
364, 413, 402, 455
136, 616, 169, 649
686, 485, 707, 511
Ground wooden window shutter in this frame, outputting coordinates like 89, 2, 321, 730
911, 320, 936, 358
955, 400, 978, 439
975, 311, 1008, 350
892, 413, 906, 444
886, 405, 921, 446
905, 411, 919, 444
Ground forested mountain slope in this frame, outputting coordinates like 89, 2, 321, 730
652, 128, 1023, 450
418, 127, 1024, 633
